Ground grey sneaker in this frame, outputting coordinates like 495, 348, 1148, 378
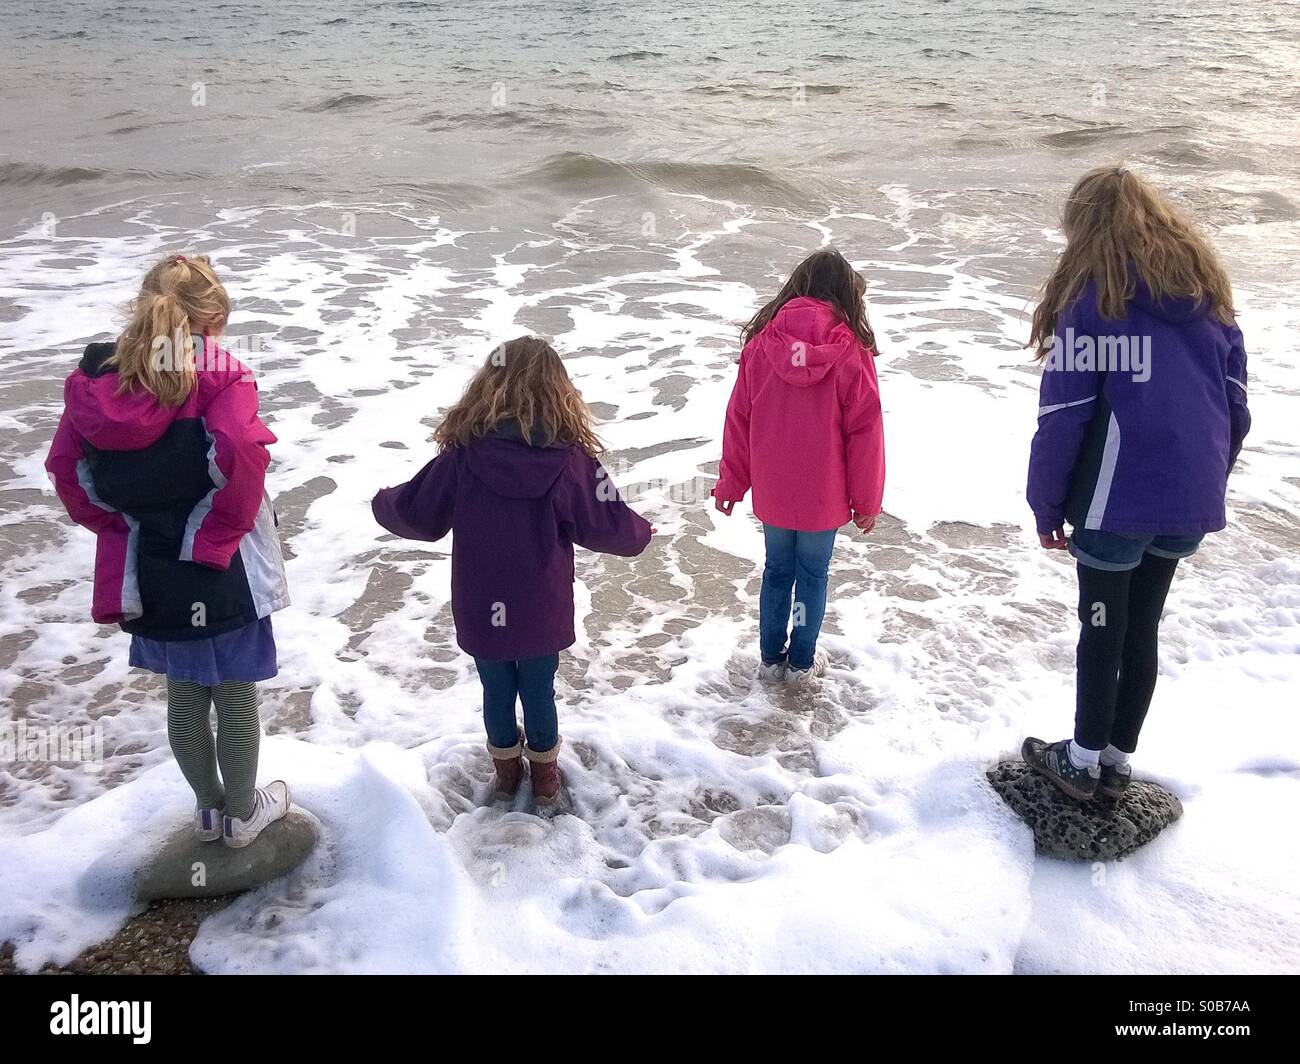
787, 649, 828, 686
757, 659, 787, 683
195, 805, 224, 842
223, 781, 290, 849
1098, 760, 1132, 800
1022, 737, 1099, 801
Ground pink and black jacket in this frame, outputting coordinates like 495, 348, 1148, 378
45, 342, 289, 641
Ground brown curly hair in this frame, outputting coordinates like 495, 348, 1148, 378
432, 336, 604, 457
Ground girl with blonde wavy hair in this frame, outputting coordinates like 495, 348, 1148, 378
1023, 165, 1251, 801
108, 253, 231, 405
46, 253, 294, 848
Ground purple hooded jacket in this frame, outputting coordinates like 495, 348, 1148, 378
1027, 277, 1250, 537
372, 422, 652, 661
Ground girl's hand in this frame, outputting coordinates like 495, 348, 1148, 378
853, 511, 877, 533
714, 498, 735, 516
1039, 527, 1068, 550
650, 526, 658, 535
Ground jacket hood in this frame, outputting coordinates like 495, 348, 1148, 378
66, 342, 186, 451
65, 340, 248, 452
752, 297, 859, 386
463, 423, 574, 500
1128, 271, 1210, 325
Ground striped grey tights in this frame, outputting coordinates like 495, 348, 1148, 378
166, 680, 261, 820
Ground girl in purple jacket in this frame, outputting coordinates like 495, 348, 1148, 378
46, 254, 292, 848
1023, 165, 1250, 800
372, 337, 652, 808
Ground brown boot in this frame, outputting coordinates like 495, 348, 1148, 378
524, 737, 563, 807
487, 730, 525, 800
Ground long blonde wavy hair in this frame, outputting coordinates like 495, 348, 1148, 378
432, 336, 604, 457
1029, 165, 1234, 358
108, 254, 230, 405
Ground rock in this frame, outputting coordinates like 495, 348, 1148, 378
986, 760, 1182, 860
134, 808, 320, 901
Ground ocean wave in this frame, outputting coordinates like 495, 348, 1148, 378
0, 163, 110, 188
302, 93, 384, 113
1039, 125, 1129, 148
411, 105, 625, 137
508, 152, 808, 206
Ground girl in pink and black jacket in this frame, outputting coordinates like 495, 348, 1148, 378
712, 249, 886, 684
45, 254, 292, 849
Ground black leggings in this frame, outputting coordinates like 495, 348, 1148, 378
1074, 554, 1180, 753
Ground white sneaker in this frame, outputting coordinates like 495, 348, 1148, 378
757, 660, 787, 682
222, 781, 290, 849
786, 649, 828, 686
195, 805, 224, 842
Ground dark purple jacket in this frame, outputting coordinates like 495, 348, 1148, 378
372, 423, 652, 661
1027, 277, 1250, 537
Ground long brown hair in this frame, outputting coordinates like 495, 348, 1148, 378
1029, 165, 1234, 358
742, 248, 877, 353
432, 336, 604, 457
110, 253, 231, 406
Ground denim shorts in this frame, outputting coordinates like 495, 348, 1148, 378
1069, 528, 1204, 572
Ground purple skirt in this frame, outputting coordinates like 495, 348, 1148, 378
129, 617, 278, 685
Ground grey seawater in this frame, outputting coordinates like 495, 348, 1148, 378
0, 0, 1298, 922
1, 0, 1297, 258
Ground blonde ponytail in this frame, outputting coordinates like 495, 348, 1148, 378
109, 254, 230, 406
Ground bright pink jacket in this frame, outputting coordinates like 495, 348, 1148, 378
45, 341, 288, 638
713, 297, 885, 531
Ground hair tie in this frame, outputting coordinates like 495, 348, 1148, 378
174, 254, 188, 263
1116, 166, 1130, 176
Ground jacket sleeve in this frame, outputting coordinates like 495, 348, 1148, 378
186, 378, 276, 570
1226, 324, 1251, 472
372, 451, 458, 542
713, 350, 752, 502
45, 399, 135, 625
45, 404, 127, 536
561, 454, 652, 557
1026, 299, 1100, 535
842, 351, 885, 517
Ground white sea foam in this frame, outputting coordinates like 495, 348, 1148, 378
1, 190, 1298, 972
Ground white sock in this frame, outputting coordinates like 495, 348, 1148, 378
1100, 744, 1131, 768
1068, 740, 1101, 769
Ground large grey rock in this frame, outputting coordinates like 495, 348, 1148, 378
987, 760, 1182, 861
134, 808, 320, 901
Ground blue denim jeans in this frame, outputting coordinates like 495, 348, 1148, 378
475, 654, 560, 752
759, 525, 837, 671
1069, 528, 1204, 572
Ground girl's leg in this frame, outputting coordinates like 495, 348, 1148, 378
212, 681, 261, 821
516, 654, 560, 752
759, 525, 797, 665
1073, 563, 1132, 751
166, 679, 224, 809
475, 658, 521, 749
1109, 553, 1180, 753
787, 529, 837, 671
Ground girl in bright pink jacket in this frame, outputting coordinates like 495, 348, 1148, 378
712, 249, 885, 683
